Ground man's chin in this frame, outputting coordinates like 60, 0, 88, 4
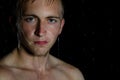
32, 52, 48, 57
22, 45, 49, 57
32, 48, 49, 57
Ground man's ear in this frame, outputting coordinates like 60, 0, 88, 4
59, 18, 65, 34
9, 16, 17, 32
9, 16, 13, 26
9, 16, 16, 25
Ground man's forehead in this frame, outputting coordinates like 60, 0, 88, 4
18, 0, 63, 18
22, 0, 61, 6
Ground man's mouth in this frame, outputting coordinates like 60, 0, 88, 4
34, 41, 48, 45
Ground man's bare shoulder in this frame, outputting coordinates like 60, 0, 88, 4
0, 65, 15, 80
51, 55, 85, 80
58, 61, 84, 80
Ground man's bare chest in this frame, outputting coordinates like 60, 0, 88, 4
10, 68, 70, 80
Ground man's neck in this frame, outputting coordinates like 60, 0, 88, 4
14, 48, 50, 72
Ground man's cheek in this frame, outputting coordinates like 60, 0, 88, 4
48, 27, 60, 35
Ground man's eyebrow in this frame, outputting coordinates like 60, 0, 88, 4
22, 14, 61, 19
47, 16, 61, 19
22, 14, 38, 18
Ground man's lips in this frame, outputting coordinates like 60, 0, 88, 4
34, 41, 48, 45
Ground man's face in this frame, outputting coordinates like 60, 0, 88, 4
19, 0, 64, 56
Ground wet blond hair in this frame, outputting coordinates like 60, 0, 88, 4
15, 0, 64, 23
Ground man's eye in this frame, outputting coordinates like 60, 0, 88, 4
48, 19, 57, 23
24, 16, 35, 22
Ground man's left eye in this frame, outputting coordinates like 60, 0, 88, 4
25, 17, 35, 22
48, 19, 57, 23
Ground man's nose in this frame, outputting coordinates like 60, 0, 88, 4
34, 22, 46, 37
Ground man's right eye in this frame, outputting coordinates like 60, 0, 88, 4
23, 16, 35, 23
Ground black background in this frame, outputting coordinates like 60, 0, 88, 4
0, 0, 113, 80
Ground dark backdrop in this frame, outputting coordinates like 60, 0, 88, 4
0, 0, 113, 80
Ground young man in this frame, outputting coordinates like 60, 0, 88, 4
0, 0, 85, 80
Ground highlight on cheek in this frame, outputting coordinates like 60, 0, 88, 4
47, 30, 58, 41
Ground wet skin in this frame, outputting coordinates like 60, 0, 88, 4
0, 0, 85, 80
